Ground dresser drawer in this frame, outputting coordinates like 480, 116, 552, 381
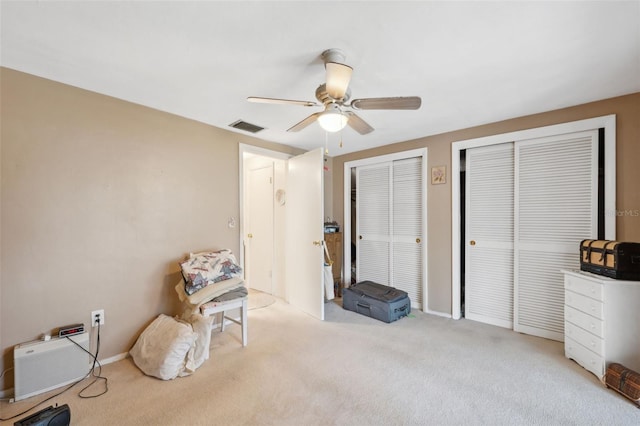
565, 290, 604, 320
564, 321, 603, 356
565, 274, 603, 301
564, 305, 603, 338
565, 336, 604, 379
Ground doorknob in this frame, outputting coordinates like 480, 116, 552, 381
359, 235, 363, 240
313, 240, 322, 246
416, 238, 421, 243
470, 240, 476, 246
248, 233, 253, 238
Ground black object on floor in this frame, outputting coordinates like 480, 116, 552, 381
343, 281, 411, 323
14, 404, 70, 426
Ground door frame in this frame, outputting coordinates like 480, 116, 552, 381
343, 147, 428, 310
450, 115, 616, 320
239, 144, 292, 295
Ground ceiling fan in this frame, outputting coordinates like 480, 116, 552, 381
247, 49, 421, 135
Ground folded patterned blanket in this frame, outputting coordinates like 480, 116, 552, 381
180, 249, 243, 295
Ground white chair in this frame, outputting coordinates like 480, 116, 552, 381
199, 296, 248, 347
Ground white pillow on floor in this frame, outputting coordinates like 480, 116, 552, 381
130, 314, 197, 380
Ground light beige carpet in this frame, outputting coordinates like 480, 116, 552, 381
247, 289, 276, 311
2, 297, 639, 425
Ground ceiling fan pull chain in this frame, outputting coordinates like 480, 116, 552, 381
339, 126, 343, 148
324, 130, 329, 155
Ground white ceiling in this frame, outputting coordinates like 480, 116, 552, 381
2, 1, 639, 155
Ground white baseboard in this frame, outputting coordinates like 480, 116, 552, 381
0, 387, 14, 399
425, 309, 452, 319
100, 352, 129, 365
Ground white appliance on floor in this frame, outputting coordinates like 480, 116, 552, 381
13, 332, 91, 401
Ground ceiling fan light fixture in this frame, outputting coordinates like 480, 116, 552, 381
318, 105, 348, 132
325, 62, 353, 99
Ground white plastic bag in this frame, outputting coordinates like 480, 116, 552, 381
324, 242, 335, 301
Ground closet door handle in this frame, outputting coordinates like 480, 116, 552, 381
470, 240, 476, 246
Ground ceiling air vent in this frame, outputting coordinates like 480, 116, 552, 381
229, 120, 265, 134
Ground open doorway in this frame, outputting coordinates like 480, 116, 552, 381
240, 145, 289, 299
240, 145, 327, 321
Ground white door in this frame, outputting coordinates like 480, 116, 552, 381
285, 148, 325, 320
356, 157, 424, 309
392, 158, 424, 309
514, 131, 598, 341
465, 143, 515, 329
464, 131, 598, 339
246, 164, 274, 294
356, 162, 391, 285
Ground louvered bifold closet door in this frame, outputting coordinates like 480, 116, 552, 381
392, 157, 423, 309
356, 163, 391, 285
514, 131, 598, 341
465, 143, 515, 328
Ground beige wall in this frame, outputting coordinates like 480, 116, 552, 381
0, 68, 303, 389
331, 93, 640, 315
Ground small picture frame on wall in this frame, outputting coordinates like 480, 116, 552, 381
431, 166, 446, 185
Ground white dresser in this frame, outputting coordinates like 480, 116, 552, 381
563, 270, 640, 381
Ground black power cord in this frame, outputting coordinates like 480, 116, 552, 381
67, 321, 108, 399
0, 321, 108, 422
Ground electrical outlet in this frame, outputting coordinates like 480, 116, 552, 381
91, 309, 105, 327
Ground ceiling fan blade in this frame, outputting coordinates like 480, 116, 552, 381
345, 111, 374, 135
247, 96, 319, 107
350, 96, 422, 110
325, 62, 353, 100
287, 112, 321, 132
